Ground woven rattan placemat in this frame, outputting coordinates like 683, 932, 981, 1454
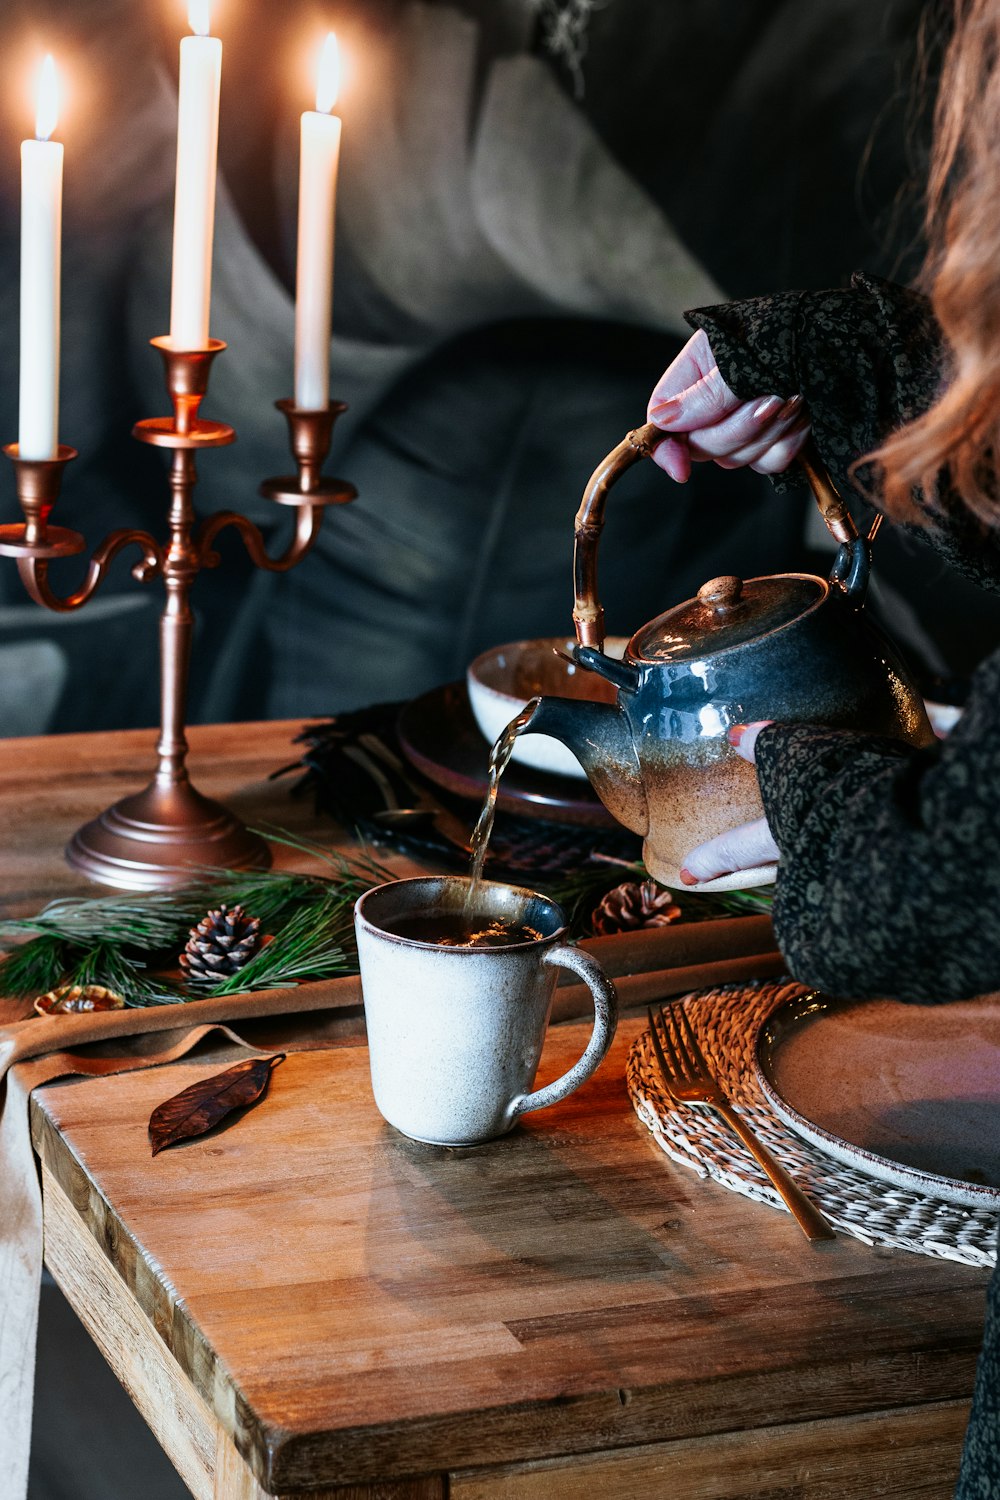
627, 979, 998, 1267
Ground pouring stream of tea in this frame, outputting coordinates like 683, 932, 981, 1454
465, 698, 542, 912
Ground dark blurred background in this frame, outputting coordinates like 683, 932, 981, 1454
1, 0, 991, 743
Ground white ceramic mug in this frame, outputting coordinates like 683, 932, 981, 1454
354, 876, 618, 1146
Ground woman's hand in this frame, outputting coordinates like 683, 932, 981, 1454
679, 722, 780, 885
647, 329, 810, 483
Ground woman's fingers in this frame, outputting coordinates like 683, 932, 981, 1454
647, 331, 720, 480
652, 409, 809, 480
748, 421, 811, 474
650, 362, 743, 431
647, 329, 808, 482
650, 436, 692, 482
647, 328, 717, 412
648, 330, 744, 435
678, 816, 780, 885
686, 394, 803, 459
727, 721, 772, 762
709, 416, 812, 472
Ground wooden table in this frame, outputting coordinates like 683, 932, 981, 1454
4, 723, 993, 1498
0, 720, 370, 916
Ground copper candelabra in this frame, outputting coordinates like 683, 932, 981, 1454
0, 338, 355, 889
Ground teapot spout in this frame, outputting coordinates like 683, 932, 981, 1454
526, 697, 649, 837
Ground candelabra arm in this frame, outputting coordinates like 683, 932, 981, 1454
195, 504, 324, 574
16, 529, 163, 612
2, 354, 358, 887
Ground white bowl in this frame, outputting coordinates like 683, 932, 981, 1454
466, 637, 628, 780
924, 699, 962, 738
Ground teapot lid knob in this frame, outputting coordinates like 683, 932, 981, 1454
697, 574, 744, 610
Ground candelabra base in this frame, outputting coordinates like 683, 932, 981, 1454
65, 779, 271, 890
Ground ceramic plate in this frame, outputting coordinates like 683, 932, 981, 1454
754, 992, 1000, 1208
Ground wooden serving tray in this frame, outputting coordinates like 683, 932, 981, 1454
1, 915, 782, 1070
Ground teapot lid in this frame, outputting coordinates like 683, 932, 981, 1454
630, 573, 823, 663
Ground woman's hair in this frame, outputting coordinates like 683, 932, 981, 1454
874, 0, 1000, 523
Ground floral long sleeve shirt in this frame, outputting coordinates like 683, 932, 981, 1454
687, 275, 1000, 1004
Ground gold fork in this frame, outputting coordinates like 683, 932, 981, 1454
647, 1005, 836, 1243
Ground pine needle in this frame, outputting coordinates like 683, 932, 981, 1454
540, 858, 774, 934
0, 934, 74, 999
60, 944, 183, 1009
0, 831, 396, 1008
697, 886, 774, 916
0, 891, 202, 949
201, 896, 351, 996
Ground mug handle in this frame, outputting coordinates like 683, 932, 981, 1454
508, 946, 619, 1121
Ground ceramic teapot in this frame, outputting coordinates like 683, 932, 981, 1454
525, 423, 935, 890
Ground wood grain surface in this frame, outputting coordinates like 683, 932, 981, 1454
449, 1401, 972, 1498
0, 720, 378, 917
31, 1020, 987, 1495
7, 721, 988, 1497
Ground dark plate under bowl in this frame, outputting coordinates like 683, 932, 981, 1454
396, 682, 618, 829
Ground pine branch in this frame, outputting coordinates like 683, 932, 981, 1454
698, 887, 774, 916
60, 944, 184, 1008
201, 895, 351, 996
250, 826, 396, 889
0, 831, 380, 939
0, 934, 75, 999
538, 858, 774, 936
0, 833, 394, 1009
540, 861, 637, 933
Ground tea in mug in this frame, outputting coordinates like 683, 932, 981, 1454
382, 911, 543, 949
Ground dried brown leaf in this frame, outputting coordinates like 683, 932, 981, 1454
149, 1052, 286, 1156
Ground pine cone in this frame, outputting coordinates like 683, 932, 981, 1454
179, 903, 263, 988
590, 880, 682, 936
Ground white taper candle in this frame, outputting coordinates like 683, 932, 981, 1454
169, 0, 222, 351
19, 55, 63, 462
294, 33, 341, 411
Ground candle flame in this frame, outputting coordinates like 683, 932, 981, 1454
34, 54, 59, 142
188, 0, 212, 37
315, 32, 340, 114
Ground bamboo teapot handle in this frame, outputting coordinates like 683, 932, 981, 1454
572, 425, 870, 651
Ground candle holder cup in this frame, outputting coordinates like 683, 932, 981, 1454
2, 338, 356, 889
0, 445, 82, 560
